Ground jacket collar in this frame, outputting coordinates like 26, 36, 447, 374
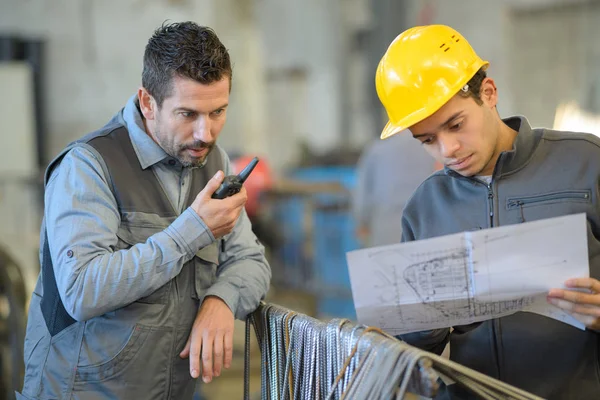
119, 94, 170, 170
495, 115, 543, 177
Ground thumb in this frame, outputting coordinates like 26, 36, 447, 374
200, 170, 225, 198
180, 336, 192, 359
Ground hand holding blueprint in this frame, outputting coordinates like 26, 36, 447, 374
347, 213, 590, 335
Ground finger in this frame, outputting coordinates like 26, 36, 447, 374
547, 288, 600, 305
202, 333, 214, 383
547, 297, 600, 316
199, 171, 225, 198
565, 277, 600, 293
571, 311, 600, 328
224, 330, 233, 369
213, 331, 224, 377
189, 335, 202, 379
237, 186, 248, 199
224, 188, 248, 208
179, 336, 192, 359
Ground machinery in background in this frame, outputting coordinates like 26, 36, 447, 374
263, 165, 359, 319
230, 155, 279, 258
236, 146, 361, 320
0, 245, 28, 400
231, 150, 361, 319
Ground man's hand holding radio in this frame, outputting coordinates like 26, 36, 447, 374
191, 170, 247, 239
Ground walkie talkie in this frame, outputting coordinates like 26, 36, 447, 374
211, 157, 259, 199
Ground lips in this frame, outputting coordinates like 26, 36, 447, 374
448, 155, 472, 169
187, 148, 208, 157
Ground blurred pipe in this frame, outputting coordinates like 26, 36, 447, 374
339, 0, 351, 146
23, 40, 47, 172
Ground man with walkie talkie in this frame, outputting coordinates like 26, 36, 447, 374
18, 22, 270, 400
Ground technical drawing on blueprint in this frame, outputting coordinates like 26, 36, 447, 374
347, 213, 589, 335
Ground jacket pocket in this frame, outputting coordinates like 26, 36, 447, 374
115, 224, 171, 305
506, 190, 591, 209
75, 324, 151, 382
192, 243, 219, 299
506, 189, 592, 223
74, 325, 172, 397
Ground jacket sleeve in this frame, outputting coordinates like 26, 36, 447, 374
203, 149, 271, 320
397, 210, 451, 354
45, 146, 215, 321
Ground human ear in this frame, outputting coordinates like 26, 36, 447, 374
480, 77, 498, 108
138, 87, 156, 120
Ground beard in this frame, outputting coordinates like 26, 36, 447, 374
155, 129, 216, 168
176, 140, 216, 168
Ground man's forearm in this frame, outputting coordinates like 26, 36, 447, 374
53, 208, 214, 321
205, 210, 271, 320
205, 257, 271, 320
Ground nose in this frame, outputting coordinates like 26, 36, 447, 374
193, 115, 214, 143
438, 133, 460, 159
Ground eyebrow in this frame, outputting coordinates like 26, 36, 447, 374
412, 111, 464, 138
174, 103, 229, 114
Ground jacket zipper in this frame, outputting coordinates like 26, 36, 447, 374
450, 172, 496, 228
487, 183, 494, 228
506, 190, 590, 209
482, 180, 502, 378
450, 172, 503, 378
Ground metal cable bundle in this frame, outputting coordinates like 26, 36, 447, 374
244, 302, 545, 400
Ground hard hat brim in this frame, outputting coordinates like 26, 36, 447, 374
379, 60, 490, 140
380, 121, 404, 140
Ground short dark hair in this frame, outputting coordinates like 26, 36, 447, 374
142, 21, 232, 107
458, 67, 487, 105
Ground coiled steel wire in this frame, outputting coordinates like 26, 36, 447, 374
244, 302, 544, 400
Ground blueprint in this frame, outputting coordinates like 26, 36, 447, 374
347, 213, 589, 335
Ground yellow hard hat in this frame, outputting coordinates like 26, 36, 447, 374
376, 25, 489, 139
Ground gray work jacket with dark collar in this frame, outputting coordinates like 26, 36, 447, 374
18, 95, 271, 400
400, 116, 600, 399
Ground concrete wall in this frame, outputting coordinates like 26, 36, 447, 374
255, 0, 347, 168
509, 1, 600, 128
0, 0, 218, 160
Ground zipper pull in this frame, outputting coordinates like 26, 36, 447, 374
517, 200, 525, 222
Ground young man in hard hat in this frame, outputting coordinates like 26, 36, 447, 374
376, 25, 600, 399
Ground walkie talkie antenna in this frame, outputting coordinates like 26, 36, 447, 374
237, 157, 259, 183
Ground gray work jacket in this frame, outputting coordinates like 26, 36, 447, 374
400, 116, 600, 399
